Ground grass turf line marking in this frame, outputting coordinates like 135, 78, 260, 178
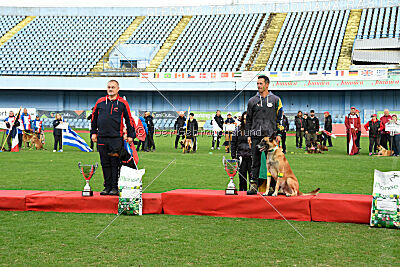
226, 159, 306, 239
95, 158, 176, 239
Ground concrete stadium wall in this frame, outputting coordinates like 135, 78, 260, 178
1, 89, 399, 123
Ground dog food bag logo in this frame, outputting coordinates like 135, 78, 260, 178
370, 170, 400, 229
118, 167, 144, 216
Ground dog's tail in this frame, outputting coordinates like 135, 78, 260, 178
299, 188, 320, 196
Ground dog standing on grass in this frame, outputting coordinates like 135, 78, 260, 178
257, 134, 320, 197
180, 139, 194, 153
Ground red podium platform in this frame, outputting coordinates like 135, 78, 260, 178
0, 190, 162, 214
162, 189, 314, 222
310, 193, 372, 224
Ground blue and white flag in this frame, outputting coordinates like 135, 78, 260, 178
62, 126, 92, 152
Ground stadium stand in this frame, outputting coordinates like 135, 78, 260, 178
0, 16, 24, 37
126, 16, 182, 45
357, 6, 400, 38
0, 16, 135, 75
157, 13, 266, 72
265, 10, 350, 71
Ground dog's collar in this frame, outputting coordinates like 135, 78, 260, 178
267, 145, 279, 152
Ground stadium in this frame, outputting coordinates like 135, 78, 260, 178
0, 0, 399, 265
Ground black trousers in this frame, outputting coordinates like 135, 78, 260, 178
250, 137, 262, 185
281, 132, 287, 153
147, 131, 155, 150
369, 136, 380, 153
295, 130, 304, 147
137, 139, 147, 151
175, 131, 185, 148
98, 137, 123, 190
53, 134, 62, 150
356, 131, 361, 148
18, 133, 23, 148
212, 131, 223, 148
238, 157, 252, 191
380, 133, 392, 150
188, 136, 197, 151
6, 134, 12, 151
322, 132, 333, 146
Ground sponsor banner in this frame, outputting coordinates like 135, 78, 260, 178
37, 110, 88, 120
140, 70, 388, 82
370, 170, 400, 229
139, 110, 185, 119
0, 108, 36, 120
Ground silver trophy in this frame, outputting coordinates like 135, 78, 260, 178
222, 157, 240, 195
78, 162, 98, 197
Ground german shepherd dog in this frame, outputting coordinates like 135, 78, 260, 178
30, 134, 45, 150
257, 134, 320, 197
376, 145, 394, 157
180, 138, 194, 153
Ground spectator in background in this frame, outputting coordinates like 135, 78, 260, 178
323, 111, 333, 147
144, 111, 155, 151
174, 111, 186, 149
345, 107, 360, 155
231, 111, 252, 191
186, 113, 198, 152
281, 111, 289, 153
4, 111, 20, 151
211, 110, 224, 150
87, 107, 95, 151
136, 116, 149, 152
379, 109, 392, 149
295, 110, 304, 148
53, 113, 63, 152
389, 114, 400, 156
305, 110, 319, 149
224, 112, 236, 153
355, 109, 362, 150
364, 114, 382, 156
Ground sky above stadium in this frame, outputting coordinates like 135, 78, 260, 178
2, 0, 315, 7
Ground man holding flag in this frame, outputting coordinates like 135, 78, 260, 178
91, 80, 136, 196
3, 110, 21, 152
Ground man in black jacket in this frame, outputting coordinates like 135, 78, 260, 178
91, 80, 136, 196
305, 110, 319, 148
295, 111, 304, 148
174, 111, 186, 149
144, 111, 155, 151
364, 114, 382, 155
186, 113, 198, 151
323, 111, 333, 147
211, 110, 224, 150
281, 111, 289, 153
246, 75, 283, 195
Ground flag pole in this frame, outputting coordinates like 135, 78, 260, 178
182, 106, 190, 153
1, 107, 22, 151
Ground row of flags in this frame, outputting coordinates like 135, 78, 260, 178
140, 69, 388, 82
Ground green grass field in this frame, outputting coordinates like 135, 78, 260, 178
0, 132, 399, 265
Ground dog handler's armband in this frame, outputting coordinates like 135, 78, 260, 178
278, 172, 284, 178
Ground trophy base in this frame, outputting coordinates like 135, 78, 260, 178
82, 190, 93, 197
225, 188, 238, 195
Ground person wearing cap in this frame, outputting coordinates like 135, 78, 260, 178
323, 111, 333, 147
345, 107, 360, 155
211, 110, 224, 150
224, 112, 236, 153
389, 114, 400, 156
174, 111, 186, 149
364, 114, 383, 156
379, 109, 392, 150
32, 115, 44, 142
295, 111, 304, 148
304, 110, 319, 149
186, 113, 198, 151
246, 75, 283, 195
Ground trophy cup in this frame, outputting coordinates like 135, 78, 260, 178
222, 157, 240, 195
78, 162, 98, 197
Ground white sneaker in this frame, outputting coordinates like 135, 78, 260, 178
53, 150, 56, 152
211, 147, 214, 150
58, 149, 63, 152
217, 147, 221, 150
